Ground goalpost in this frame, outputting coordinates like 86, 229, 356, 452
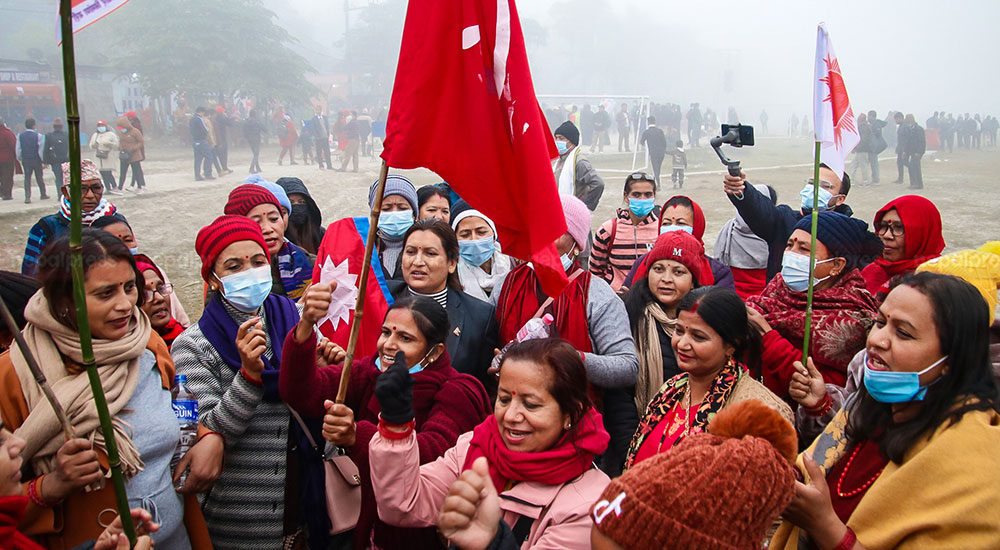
537, 94, 651, 173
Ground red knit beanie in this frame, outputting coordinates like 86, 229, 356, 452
591, 401, 797, 550
224, 184, 282, 217
195, 215, 269, 282
638, 230, 712, 285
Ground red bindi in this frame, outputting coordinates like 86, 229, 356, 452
392, 325, 397, 331
511, 390, 516, 396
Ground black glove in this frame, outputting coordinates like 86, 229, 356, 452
375, 351, 414, 424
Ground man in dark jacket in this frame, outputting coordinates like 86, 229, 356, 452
892, 111, 907, 184
43, 118, 69, 188
0, 118, 16, 200
310, 106, 331, 170
15, 118, 47, 203
552, 120, 605, 211
640, 116, 668, 189
867, 109, 887, 183
850, 113, 872, 185
189, 107, 215, 180
903, 114, 926, 190
722, 163, 855, 281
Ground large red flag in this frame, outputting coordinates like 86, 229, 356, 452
381, 0, 569, 297
312, 217, 394, 359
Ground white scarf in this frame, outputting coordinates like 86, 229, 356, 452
457, 252, 513, 301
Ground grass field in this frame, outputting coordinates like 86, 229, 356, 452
1, 136, 997, 321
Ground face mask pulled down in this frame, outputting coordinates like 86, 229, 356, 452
863, 351, 947, 403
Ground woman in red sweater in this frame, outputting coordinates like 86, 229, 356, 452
280, 287, 490, 550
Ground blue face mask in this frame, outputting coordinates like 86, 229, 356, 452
218, 266, 272, 313
659, 224, 693, 235
378, 210, 414, 238
459, 237, 495, 267
780, 251, 833, 292
128, 247, 139, 256
560, 252, 574, 271
375, 349, 434, 374
555, 140, 569, 155
799, 183, 835, 212
863, 352, 947, 403
628, 198, 655, 218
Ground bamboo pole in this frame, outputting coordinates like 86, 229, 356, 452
0, 297, 75, 441
801, 141, 822, 364
59, 1, 137, 546
335, 160, 390, 404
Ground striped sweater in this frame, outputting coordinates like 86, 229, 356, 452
589, 209, 659, 291
171, 301, 291, 550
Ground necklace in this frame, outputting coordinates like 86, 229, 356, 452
836, 441, 886, 498
683, 388, 693, 437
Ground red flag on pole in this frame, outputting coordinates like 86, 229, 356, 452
380, 0, 569, 297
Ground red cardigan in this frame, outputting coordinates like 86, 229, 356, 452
279, 330, 490, 550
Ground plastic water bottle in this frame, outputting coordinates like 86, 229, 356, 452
170, 374, 199, 490
491, 314, 555, 371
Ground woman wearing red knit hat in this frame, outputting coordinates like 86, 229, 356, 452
624, 286, 792, 469
622, 230, 711, 420
224, 184, 313, 300
171, 215, 329, 550
860, 195, 945, 302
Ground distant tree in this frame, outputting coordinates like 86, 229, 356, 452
95, 0, 315, 104
338, 0, 406, 99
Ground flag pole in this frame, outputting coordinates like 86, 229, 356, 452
59, 0, 138, 546
0, 296, 76, 441
335, 160, 389, 404
802, 140, 822, 365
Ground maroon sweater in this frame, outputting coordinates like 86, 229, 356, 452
280, 330, 490, 550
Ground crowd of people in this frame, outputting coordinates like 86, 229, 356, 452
0, 101, 999, 550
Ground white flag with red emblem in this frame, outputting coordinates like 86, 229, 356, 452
813, 23, 859, 179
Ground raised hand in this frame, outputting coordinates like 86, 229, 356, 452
296, 282, 335, 342
789, 357, 827, 409
374, 351, 414, 425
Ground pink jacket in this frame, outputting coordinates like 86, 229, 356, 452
370, 431, 610, 549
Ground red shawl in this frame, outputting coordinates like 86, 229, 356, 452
495, 263, 592, 353
861, 195, 945, 296
748, 270, 878, 374
462, 407, 609, 490
0, 496, 45, 550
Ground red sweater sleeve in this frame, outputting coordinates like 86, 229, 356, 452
759, 329, 800, 400
279, 329, 344, 417
414, 379, 489, 465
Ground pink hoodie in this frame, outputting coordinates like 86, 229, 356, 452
369, 431, 610, 549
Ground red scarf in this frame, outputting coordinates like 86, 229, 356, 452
462, 408, 609, 490
0, 496, 45, 550
748, 270, 878, 373
861, 195, 944, 296
496, 263, 592, 353
158, 318, 186, 349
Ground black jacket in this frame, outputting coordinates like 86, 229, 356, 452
727, 183, 854, 280
388, 281, 500, 391
43, 129, 69, 164
189, 115, 209, 142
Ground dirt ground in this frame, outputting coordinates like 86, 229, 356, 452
1, 136, 997, 322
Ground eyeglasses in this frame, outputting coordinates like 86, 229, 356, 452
81, 185, 103, 195
804, 178, 836, 191
144, 283, 174, 301
875, 221, 905, 237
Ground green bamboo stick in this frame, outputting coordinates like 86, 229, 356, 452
801, 141, 822, 365
59, 1, 137, 546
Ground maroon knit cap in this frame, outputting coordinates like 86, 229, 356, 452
643, 230, 710, 285
195, 215, 269, 282
224, 184, 282, 217
592, 401, 797, 550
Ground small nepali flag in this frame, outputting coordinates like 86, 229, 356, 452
381, 0, 569, 297
312, 217, 394, 359
813, 22, 860, 179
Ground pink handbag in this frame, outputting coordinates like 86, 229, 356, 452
288, 407, 362, 534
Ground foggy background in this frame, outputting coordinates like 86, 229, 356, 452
3, 0, 998, 124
